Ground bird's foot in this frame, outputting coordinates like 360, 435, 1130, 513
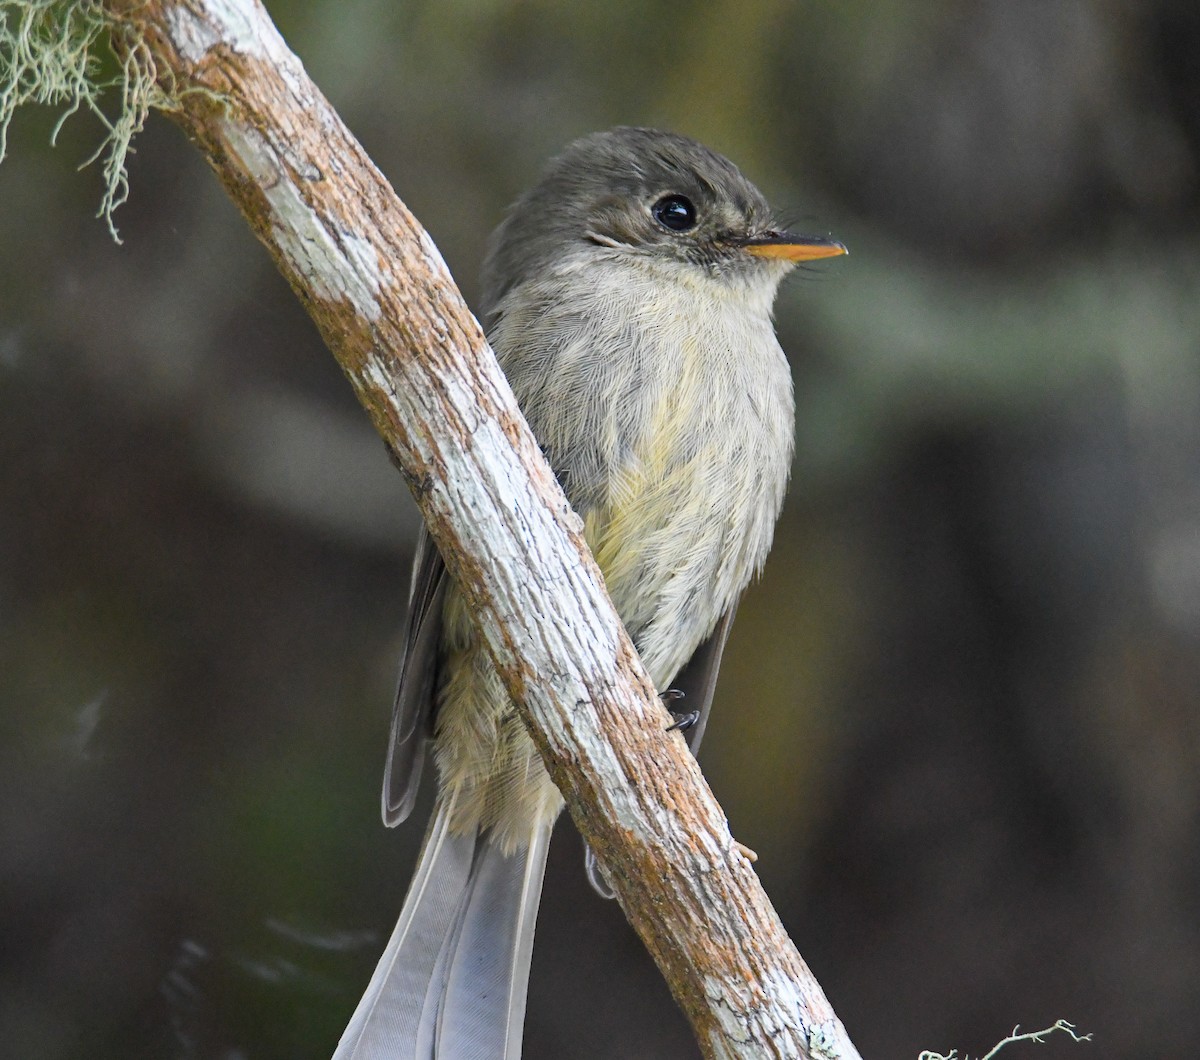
661, 689, 699, 733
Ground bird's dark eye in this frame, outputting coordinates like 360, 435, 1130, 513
651, 194, 697, 232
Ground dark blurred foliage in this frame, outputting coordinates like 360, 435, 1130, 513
3, 1, 1200, 1057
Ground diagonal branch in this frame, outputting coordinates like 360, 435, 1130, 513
96, 1, 863, 1056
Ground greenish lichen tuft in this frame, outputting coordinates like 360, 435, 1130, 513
1, 0, 172, 241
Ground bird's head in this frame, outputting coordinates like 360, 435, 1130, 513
481, 126, 845, 317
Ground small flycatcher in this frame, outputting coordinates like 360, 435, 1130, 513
335, 127, 846, 1060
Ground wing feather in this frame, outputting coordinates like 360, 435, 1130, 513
382, 528, 448, 827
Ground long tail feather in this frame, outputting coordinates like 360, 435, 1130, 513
333, 800, 551, 1060
436, 824, 551, 1058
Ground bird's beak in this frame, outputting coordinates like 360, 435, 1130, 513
741, 233, 847, 261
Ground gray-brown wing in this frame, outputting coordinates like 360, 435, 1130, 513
584, 604, 738, 897
669, 604, 737, 756
382, 527, 447, 826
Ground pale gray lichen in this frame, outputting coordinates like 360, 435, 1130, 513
1, 0, 172, 241
920, 1019, 1092, 1060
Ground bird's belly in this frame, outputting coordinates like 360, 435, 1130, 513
582, 409, 785, 688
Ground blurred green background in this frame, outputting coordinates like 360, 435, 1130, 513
3, 0, 1199, 1056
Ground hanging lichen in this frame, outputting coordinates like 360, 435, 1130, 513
1, 0, 171, 240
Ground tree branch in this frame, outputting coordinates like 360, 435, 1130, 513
96, 1, 862, 1056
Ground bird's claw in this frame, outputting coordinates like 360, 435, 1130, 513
662, 686, 700, 729
666, 711, 700, 733
661, 688, 698, 732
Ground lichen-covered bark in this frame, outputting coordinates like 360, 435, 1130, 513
99, 1, 863, 1056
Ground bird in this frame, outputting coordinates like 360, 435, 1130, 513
333, 126, 846, 1059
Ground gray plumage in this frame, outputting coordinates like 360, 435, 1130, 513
334, 127, 844, 1059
